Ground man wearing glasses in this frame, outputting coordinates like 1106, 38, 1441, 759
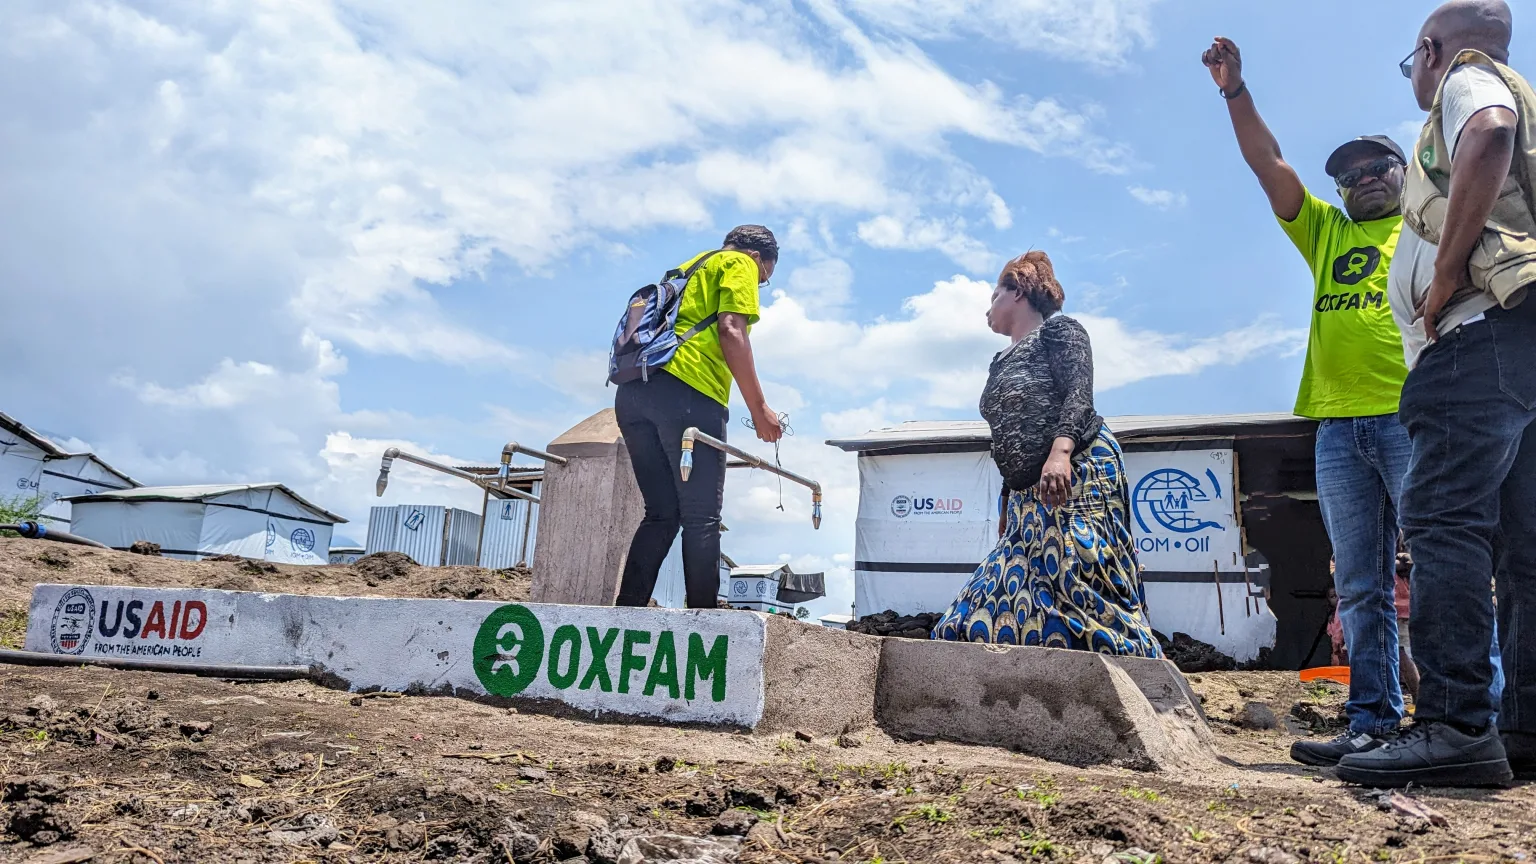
1338, 0, 1531, 788
1203, 38, 1413, 768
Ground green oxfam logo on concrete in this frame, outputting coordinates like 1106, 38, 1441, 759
472, 604, 731, 703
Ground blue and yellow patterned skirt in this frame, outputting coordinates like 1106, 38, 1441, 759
931, 427, 1163, 657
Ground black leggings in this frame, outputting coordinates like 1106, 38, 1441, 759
614, 371, 728, 608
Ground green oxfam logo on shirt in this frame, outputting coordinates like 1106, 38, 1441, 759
472, 604, 730, 702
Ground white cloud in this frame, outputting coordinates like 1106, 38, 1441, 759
842, 0, 1159, 68
1128, 185, 1188, 210
856, 215, 996, 275
753, 274, 1305, 409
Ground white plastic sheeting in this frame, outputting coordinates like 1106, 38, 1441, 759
0, 438, 134, 528
844, 445, 1275, 661
1122, 448, 1275, 663
852, 451, 1002, 618
66, 485, 340, 564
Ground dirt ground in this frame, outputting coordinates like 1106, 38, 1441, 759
3, 539, 1535, 863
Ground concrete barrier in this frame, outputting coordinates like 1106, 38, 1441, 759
25, 583, 1213, 769
24, 583, 879, 735
875, 639, 1216, 771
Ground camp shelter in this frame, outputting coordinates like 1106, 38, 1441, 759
718, 563, 827, 615
0, 410, 138, 528
65, 484, 347, 565
828, 413, 1330, 668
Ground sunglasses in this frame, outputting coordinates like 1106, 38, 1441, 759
1336, 157, 1401, 190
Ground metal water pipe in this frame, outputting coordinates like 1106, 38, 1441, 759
375, 448, 541, 504
679, 428, 822, 529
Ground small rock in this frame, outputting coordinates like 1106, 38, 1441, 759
146, 690, 160, 701
1238, 688, 1256, 698
744, 821, 780, 849
728, 787, 773, 810
128, 540, 161, 556
494, 828, 540, 862
1246, 848, 1301, 864
794, 730, 813, 743
349, 696, 364, 707
685, 787, 727, 817
712, 808, 758, 836
552, 810, 610, 860
835, 734, 861, 749
26, 695, 59, 718
506, 707, 519, 715
179, 720, 213, 737
1104, 849, 1159, 864
1298, 811, 1318, 828
616, 834, 740, 864
271, 753, 306, 774
1235, 702, 1279, 731
517, 765, 549, 782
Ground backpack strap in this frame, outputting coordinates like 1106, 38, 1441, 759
670, 250, 725, 343
662, 249, 723, 283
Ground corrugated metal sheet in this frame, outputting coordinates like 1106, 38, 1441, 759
479, 481, 540, 568
444, 507, 482, 566
365, 504, 483, 566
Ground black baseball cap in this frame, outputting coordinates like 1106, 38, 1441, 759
1325, 135, 1408, 178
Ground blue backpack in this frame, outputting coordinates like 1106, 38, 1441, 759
607, 250, 723, 385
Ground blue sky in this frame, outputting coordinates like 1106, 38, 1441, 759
3, 0, 1529, 618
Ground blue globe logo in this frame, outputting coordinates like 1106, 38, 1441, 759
1132, 468, 1226, 535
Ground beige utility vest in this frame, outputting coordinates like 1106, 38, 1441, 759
1402, 49, 1536, 310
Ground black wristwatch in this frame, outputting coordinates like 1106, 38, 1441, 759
1221, 81, 1248, 100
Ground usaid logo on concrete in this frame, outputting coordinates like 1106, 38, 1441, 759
891, 495, 912, 518
472, 603, 732, 704
50, 587, 95, 655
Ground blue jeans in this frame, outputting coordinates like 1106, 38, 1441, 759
1400, 300, 1536, 734
1316, 414, 1413, 736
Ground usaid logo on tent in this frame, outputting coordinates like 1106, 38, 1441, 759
890, 495, 963, 518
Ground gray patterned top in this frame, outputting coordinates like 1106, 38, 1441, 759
980, 314, 1103, 491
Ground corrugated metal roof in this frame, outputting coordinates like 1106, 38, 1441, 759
825, 412, 1313, 453
0, 410, 140, 487
62, 483, 347, 523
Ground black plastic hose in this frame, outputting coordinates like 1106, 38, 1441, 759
0, 521, 111, 549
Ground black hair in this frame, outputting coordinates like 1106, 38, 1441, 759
722, 225, 779, 262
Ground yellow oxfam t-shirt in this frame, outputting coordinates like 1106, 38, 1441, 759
663, 250, 762, 407
1277, 191, 1408, 419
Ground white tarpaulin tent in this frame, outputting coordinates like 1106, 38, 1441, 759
65, 484, 346, 564
0, 410, 137, 528
829, 415, 1306, 664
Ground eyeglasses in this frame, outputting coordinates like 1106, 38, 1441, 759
1336, 157, 1402, 190
1400, 39, 1439, 78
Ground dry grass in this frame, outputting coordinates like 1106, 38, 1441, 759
0, 606, 25, 649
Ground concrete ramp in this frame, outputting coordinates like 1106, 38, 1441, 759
875, 639, 1217, 771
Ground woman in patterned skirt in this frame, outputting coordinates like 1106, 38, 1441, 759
931, 250, 1161, 657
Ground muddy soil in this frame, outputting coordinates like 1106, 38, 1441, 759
2, 538, 1535, 863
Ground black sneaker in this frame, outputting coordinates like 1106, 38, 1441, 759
1336, 722, 1513, 787
1502, 731, 1536, 773
1290, 731, 1388, 767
